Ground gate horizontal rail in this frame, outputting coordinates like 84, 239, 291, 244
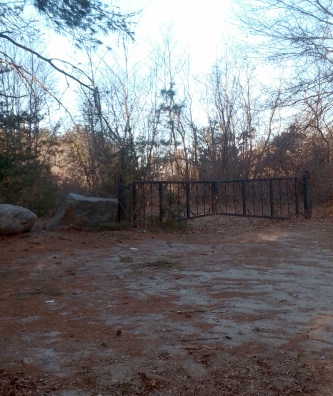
118, 174, 311, 225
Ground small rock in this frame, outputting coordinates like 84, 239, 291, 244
21, 358, 30, 367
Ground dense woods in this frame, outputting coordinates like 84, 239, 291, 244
0, 0, 332, 215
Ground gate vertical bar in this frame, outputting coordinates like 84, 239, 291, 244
158, 182, 164, 222
269, 180, 274, 217
132, 181, 137, 224
294, 177, 299, 216
117, 177, 125, 223
241, 181, 247, 216
186, 182, 191, 218
303, 171, 312, 218
211, 181, 218, 215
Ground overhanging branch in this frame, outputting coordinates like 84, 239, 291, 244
0, 33, 94, 91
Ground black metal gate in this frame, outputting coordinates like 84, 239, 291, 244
118, 173, 312, 225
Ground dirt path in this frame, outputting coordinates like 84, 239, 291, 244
1, 216, 333, 395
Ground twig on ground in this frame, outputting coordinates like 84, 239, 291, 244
176, 306, 227, 314
141, 372, 180, 386
59, 236, 72, 241
180, 345, 216, 351
180, 337, 220, 342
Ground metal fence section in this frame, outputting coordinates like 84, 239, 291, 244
121, 174, 311, 225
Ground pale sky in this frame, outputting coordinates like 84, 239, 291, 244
43, 0, 241, 117
118, 0, 237, 73
46, 0, 242, 79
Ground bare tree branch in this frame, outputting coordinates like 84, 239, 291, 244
0, 33, 94, 90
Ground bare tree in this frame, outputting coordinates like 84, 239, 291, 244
236, 0, 333, 102
197, 50, 249, 179
146, 27, 191, 179
0, 0, 136, 97
0, 44, 60, 211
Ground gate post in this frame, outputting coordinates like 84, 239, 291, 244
132, 182, 137, 224
269, 180, 274, 217
241, 181, 247, 216
186, 182, 191, 218
117, 176, 125, 223
211, 181, 218, 215
294, 177, 300, 216
303, 171, 312, 219
158, 182, 164, 222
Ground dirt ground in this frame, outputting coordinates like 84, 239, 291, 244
1, 214, 333, 395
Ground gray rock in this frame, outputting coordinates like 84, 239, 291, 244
46, 193, 118, 230
0, 204, 37, 235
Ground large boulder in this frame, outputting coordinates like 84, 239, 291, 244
0, 204, 37, 235
46, 193, 118, 230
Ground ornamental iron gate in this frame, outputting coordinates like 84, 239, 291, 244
118, 173, 311, 225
